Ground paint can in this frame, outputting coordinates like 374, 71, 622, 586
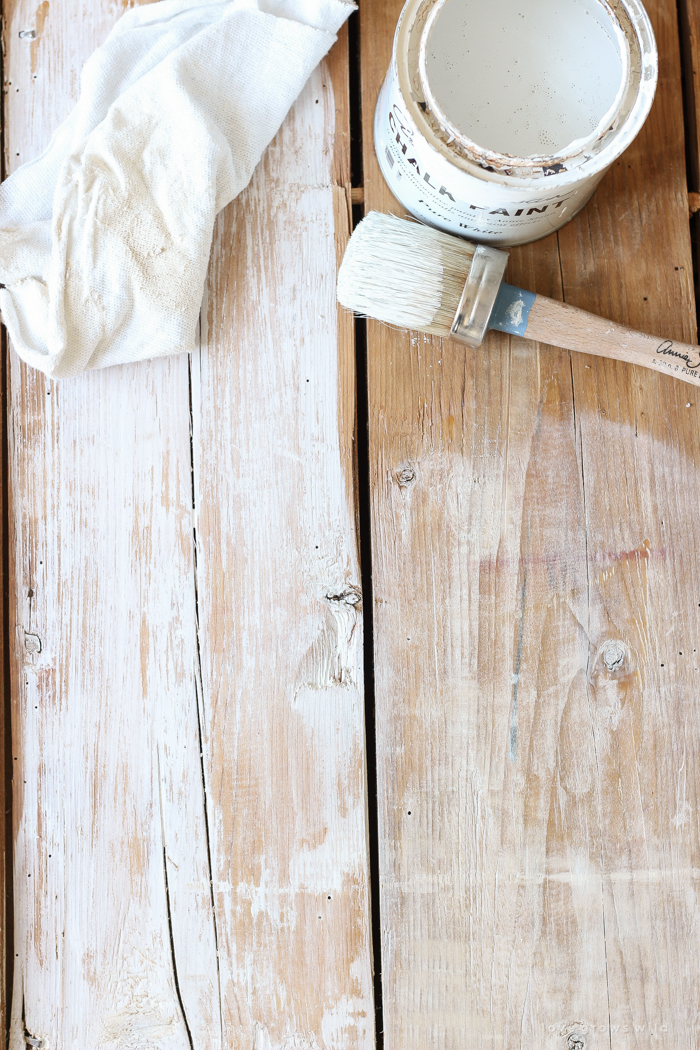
374, 0, 658, 245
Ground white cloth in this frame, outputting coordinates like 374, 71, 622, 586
0, 0, 354, 378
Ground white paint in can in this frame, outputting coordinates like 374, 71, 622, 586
374, 0, 658, 245
424, 0, 624, 157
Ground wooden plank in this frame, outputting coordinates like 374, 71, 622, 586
361, 1, 700, 1047
556, 1, 700, 1045
192, 18, 374, 1046
3, 4, 202, 1048
3, 2, 372, 1047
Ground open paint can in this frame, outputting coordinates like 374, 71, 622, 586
374, 0, 658, 245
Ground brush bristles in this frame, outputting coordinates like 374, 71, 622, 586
337, 211, 475, 338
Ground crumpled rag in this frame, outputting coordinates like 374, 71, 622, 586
0, 0, 354, 378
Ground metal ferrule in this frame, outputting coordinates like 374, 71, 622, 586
450, 246, 510, 348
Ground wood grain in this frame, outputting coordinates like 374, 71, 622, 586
4, 6, 204, 1048
361, 1, 700, 1047
3, 3, 372, 1047
191, 22, 374, 1050
522, 295, 700, 387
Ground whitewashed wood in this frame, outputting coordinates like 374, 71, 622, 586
4, 3, 203, 1048
192, 44, 374, 1048
361, 0, 700, 1047
3, 2, 372, 1046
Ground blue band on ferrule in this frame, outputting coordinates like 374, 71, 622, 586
489, 282, 537, 337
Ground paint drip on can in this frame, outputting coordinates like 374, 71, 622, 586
374, 0, 658, 245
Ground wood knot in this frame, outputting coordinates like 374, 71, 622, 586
595, 638, 631, 676
601, 639, 628, 672
325, 586, 361, 607
396, 466, 416, 488
567, 1036, 585, 1050
23, 632, 42, 654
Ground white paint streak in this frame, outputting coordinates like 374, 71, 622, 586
505, 297, 525, 328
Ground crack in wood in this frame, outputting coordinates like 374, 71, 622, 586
157, 749, 194, 1050
21, 994, 42, 1048
188, 344, 225, 1048
571, 338, 615, 1050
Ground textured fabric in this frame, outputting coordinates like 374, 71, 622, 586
0, 0, 354, 378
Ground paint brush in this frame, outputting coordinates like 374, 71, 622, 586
337, 212, 700, 388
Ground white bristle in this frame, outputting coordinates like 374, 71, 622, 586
336, 211, 476, 337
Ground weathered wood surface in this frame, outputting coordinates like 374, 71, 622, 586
3, 2, 372, 1047
361, 1, 700, 1048
192, 26, 373, 1050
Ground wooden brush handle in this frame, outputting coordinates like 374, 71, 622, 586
524, 294, 700, 388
